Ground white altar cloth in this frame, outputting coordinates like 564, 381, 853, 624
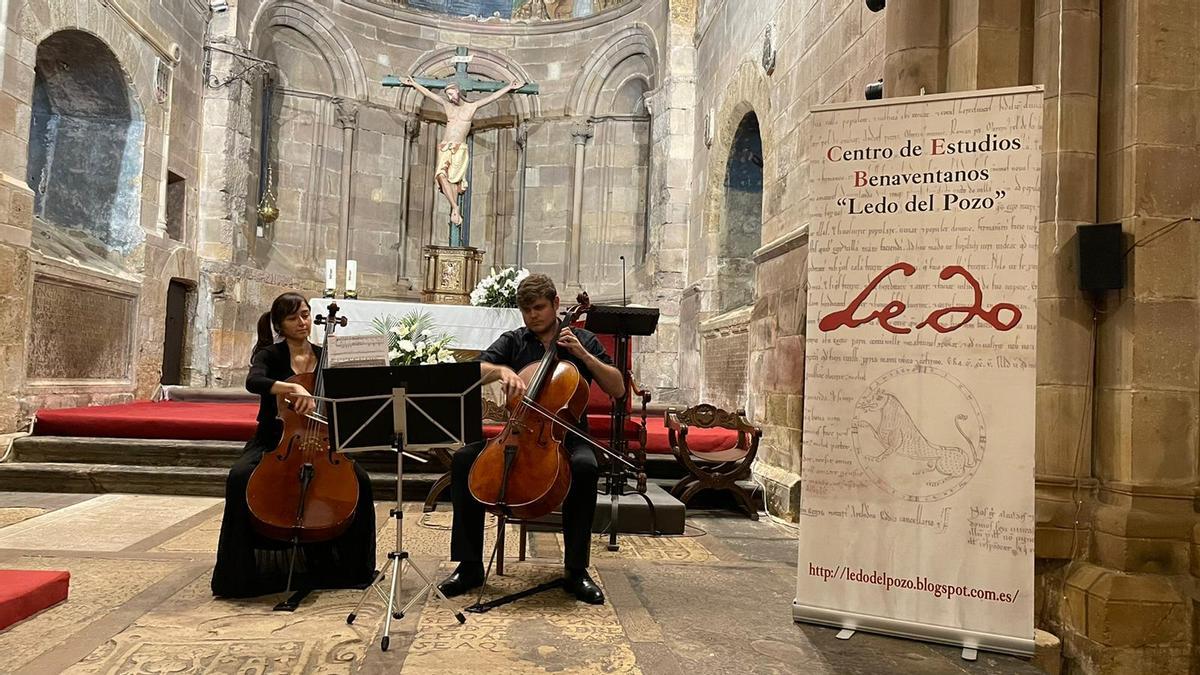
308, 298, 522, 350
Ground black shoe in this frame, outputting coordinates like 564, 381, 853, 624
437, 562, 484, 598
563, 568, 604, 605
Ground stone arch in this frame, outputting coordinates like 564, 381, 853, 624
396, 47, 540, 122
27, 29, 146, 254
248, 0, 367, 99
718, 112, 763, 312
602, 71, 651, 115
13, 4, 159, 113
566, 24, 658, 117
702, 60, 773, 311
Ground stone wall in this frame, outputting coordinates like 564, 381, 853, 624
689, 0, 1200, 672
189, 0, 670, 389
689, 0, 882, 517
0, 0, 209, 429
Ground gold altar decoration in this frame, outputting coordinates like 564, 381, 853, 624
422, 245, 483, 305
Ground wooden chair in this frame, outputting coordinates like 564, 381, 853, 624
665, 404, 762, 520
421, 354, 653, 572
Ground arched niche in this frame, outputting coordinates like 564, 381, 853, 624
249, 19, 345, 274
27, 30, 145, 254
718, 112, 763, 312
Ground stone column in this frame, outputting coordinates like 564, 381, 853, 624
515, 122, 529, 268
333, 98, 359, 286
945, 0, 1032, 91
884, 0, 947, 97
1033, 0, 1101, 559
567, 120, 593, 285
423, 121, 438, 248
641, 1, 695, 406
489, 128, 507, 267
396, 113, 419, 285
1052, 1, 1199, 672
154, 63, 175, 237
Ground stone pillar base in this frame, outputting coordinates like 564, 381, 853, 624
751, 460, 800, 521
1033, 629, 1063, 675
1059, 563, 1191, 673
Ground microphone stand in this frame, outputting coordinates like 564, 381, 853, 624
599, 256, 659, 551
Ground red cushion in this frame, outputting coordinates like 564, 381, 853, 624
586, 415, 643, 444
481, 415, 639, 448
642, 416, 739, 455
0, 569, 70, 631
577, 330, 633, 417
34, 401, 259, 441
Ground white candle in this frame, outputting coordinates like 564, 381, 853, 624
325, 259, 337, 292
346, 260, 358, 293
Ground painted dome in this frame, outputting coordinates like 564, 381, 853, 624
404, 0, 634, 21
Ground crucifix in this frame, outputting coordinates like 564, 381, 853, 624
384, 47, 539, 247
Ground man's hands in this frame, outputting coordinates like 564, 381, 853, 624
556, 328, 588, 360
497, 366, 528, 401
282, 382, 316, 416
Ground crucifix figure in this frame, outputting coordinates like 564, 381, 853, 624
384, 47, 539, 246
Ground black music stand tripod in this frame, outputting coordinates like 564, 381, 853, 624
584, 304, 660, 551
323, 364, 484, 651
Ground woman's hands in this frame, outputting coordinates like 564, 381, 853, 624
281, 382, 316, 416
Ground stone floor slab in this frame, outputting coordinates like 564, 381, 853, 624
0, 493, 1044, 674
0, 555, 186, 672
0, 494, 220, 552
0, 507, 46, 528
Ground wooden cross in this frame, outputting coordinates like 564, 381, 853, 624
382, 46, 540, 97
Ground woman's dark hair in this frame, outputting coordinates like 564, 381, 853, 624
253, 292, 310, 355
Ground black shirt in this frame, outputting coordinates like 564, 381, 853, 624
477, 326, 613, 431
245, 341, 323, 438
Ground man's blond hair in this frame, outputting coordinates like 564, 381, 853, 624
516, 274, 557, 309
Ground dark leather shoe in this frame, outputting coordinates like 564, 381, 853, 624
563, 569, 604, 605
437, 563, 484, 598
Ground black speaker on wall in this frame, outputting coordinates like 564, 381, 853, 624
1076, 223, 1124, 291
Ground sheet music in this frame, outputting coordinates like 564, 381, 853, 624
326, 334, 389, 368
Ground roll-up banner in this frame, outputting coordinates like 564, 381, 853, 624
794, 86, 1043, 656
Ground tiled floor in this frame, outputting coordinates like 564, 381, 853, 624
0, 493, 1043, 674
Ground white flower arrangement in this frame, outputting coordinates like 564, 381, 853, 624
469, 266, 530, 308
370, 312, 457, 366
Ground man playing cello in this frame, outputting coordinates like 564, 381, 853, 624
437, 274, 625, 605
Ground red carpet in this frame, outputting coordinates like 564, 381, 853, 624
0, 570, 70, 631
34, 401, 259, 441
32, 400, 739, 453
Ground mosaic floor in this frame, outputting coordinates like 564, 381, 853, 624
0, 493, 1043, 674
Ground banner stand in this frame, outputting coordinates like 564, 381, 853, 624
793, 86, 1043, 659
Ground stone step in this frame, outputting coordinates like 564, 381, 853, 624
12, 437, 246, 467
10, 436, 444, 474
9, 436, 688, 478
0, 462, 445, 502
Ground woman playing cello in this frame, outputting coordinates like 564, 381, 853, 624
211, 292, 376, 598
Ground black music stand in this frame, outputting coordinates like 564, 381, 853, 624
584, 304, 660, 551
322, 362, 483, 651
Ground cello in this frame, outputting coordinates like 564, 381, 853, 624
246, 302, 360, 547
467, 293, 595, 520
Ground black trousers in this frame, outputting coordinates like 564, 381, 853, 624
450, 435, 598, 570
212, 433, 377, 598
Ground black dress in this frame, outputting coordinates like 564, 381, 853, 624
211, 341, 376, 598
